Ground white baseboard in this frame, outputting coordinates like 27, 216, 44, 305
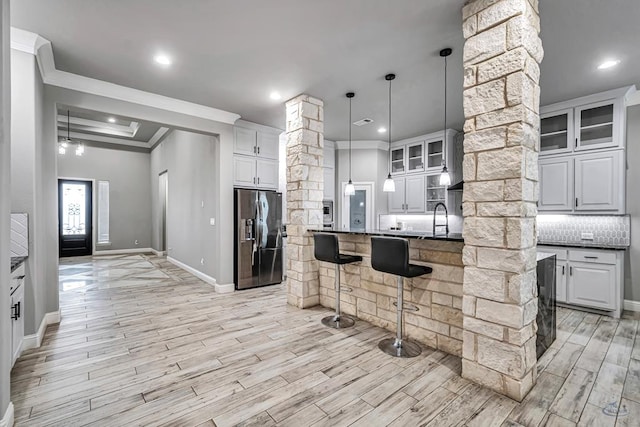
23, 310, 61, 351
94, 247, 154, 255
0, 402, 14, 427
215, 283, 235, 294
151, 249, 165, 256
167, 256, 218, 287
624, 299, 640, 312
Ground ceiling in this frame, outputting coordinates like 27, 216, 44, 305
11, 0, 640, 142
57, 105, 170, 150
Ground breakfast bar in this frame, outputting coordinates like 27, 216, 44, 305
310, 228, 466, 356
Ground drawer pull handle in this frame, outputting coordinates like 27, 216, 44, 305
562, 265, 565, 275
584, 256, 599, 260
570, 266, 573, 276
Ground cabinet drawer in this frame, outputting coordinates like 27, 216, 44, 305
538, 246, 568, 261
569, 249, 616, 265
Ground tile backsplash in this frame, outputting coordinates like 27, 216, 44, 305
379, 214, 463, 234
11, 213, 29, 257
537, 214, 630, 248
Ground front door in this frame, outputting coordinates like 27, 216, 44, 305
59, 179, 93, 257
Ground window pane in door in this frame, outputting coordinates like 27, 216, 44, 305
97, 181, 110, 243
62, 183, 87, 235
350, 190, 366, 231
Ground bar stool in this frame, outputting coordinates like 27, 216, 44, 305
314, 233, 362, 329
371, 236, 432, 358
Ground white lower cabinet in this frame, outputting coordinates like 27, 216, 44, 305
10, 263, 25, 366
539, 245, 623, 318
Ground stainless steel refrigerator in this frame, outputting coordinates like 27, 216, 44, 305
234, 189, 284, 290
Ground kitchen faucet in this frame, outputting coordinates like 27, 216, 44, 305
433, 202, 449, 235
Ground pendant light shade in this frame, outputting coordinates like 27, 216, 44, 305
383, 73, 396, 193
439, 48, 452, 186
344, 92, 356, 197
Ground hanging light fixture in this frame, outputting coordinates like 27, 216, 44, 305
439, 48, 452, 186
344, 92, 356, 196
59, 110, 84, 156
383, 73, 396, 193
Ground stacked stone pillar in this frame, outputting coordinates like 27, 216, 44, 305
461, 0, 543, 401
285, 94, 324, 308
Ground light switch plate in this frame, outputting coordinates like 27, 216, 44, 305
210, 218, 215, 226
581, 232, 594, 240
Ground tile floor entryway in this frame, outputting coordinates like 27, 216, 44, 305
9, 254, 640, 426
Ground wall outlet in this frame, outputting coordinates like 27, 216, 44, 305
581, 232, 594, 240
201, 200, 205, 208
134, 240, 139, 245
210, 217, 215, 226
200, 258, 204, 265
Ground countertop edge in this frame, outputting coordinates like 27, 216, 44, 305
537, 242, 628, 251
308, 228, 464, 242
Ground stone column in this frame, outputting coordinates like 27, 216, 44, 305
285, 94, 324, 308
460, 0, 543, 401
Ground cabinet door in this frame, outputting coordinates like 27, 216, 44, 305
568, 262, 616, 310
426, 139, 444, 170
426, 174, 446, 212
256, 158, 279, 189
556, 262, 567, 303
256, 132, 279, 160
538, 157, 573, 211
406, 142, 425, 173
390, 147, 405, 175
234, 128, 257, 156
575, 100, 618, 151
540, 109, 573, 155
11, 285, 24, 365
574, 151, 621, 211
388, 177, 406, 213
405, 175, 426, 213
323, 167, 335, 200
233, 156, 257, 188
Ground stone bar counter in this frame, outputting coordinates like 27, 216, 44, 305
310, 228, 465, 357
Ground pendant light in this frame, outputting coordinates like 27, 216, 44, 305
344, 92, 356, 196
58, 110, 84, 156
439, 48, 452, 186
383, 73, 396, 193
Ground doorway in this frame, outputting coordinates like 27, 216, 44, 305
341, 182, 375, 230
58, 179, 93, 257
158, 171, 168, 253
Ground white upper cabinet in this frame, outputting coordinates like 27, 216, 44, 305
234, 127, 258, 156
538, 157, 573, 211
575, 100, 619, 151
540, 108, 573, 155
388, 177, 407, 213
256, 132, 279, 160
390, 146, 406, 175
574, 150, 623, 212
425, 139, 444, 171
233, 156, 257, 188
406, 142, 425, 173
256, 158, 279, 190
405, 175, 426, 213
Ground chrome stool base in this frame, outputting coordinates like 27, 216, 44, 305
321, 315, 355, 329
378, 337, 421, 358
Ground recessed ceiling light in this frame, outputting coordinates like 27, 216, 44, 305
154, 54, 172, 66
378, 127, 387, 133
270, 91, 282, 101
597, 59, 620, 70
107, 117, 116, 123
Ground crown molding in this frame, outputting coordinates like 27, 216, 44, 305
235, 119, 283, 134
11, 27, 241, 125
627, 88, 640, 107
335, 140, 388, 151
57, 115, 141, 138
67, 131, 150, 149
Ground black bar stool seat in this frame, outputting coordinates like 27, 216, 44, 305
371, 236, 432, 357
314, 233, 362, 329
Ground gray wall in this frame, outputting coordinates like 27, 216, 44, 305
10, 49, 50, 337
150, 130, 219, 278
625, 105, 640, 302
1, 0, 11, 416
58, 144, 152, 251
336, 147, 389, 228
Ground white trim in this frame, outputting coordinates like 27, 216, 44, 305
628, 90, 640, 107
624, 299, 640, 312
340, 181, 376, 230
148, 127, 170, 147
57, 115, 140, 138
68, 131, 152, 149
22, 310, 61, 351
11, 27, 240, 125
165, 257, 235, 294
0, 402, 14, 427
391, 128, 458, 148
151, 249, 166, 257
235, 119, 283, 135
335, 140, 388, 151
541, 85, 636, 114
93, 248, 154, 255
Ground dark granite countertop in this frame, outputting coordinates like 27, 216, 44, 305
11, 256, 27, 272
537, 241, 628, 251
309, 228, 464, 242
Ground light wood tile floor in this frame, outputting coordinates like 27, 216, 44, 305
10, 254, 640, 426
